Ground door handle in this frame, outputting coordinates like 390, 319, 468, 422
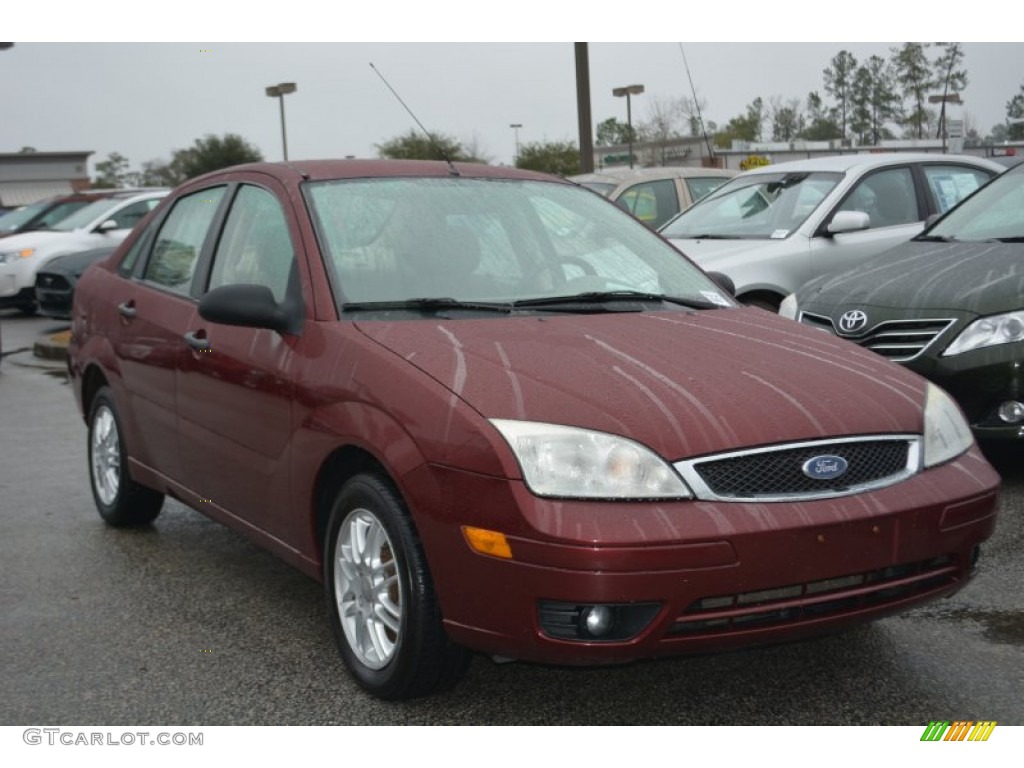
117, 301, 137, 319
183, 331, 211, 352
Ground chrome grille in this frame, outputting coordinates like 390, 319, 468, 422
799, 311, 955, 361
675, 436, 919, 502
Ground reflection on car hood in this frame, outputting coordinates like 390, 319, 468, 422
665, 235, 801, 270
356, 310, 925, 460
41, 247, 117, 275
802, 241, 1024, 315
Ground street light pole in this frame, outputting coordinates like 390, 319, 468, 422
265, 82, 297, 161
612, 84, 644, 169
509, 123, 523, 165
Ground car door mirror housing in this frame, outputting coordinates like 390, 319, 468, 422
199, 284, 296, 334
707, 271, 735, 296
827, 210, 870, 235
96, 219, 120, 233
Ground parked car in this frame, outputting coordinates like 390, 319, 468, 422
0, 189, 167, 312
780, 163, 1024, 442
0, 188, 151, 239
34, 246, 117, 319
569, 166, 736, 229
69, 159, 998, 700
658, 153, 1003, 310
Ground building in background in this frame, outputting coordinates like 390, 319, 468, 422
0, 150, 94, 208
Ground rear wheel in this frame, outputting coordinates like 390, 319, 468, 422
324, 473, 470, 700
88, 386, 164, 526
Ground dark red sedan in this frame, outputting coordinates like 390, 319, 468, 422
68, 159, 999, 700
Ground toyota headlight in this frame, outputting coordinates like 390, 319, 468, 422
943, 311, 1024, 356
922, 383, 974, 468
0, 248, 35, 264
489, 419, 692, 499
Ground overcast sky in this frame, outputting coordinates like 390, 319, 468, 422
5, 8, 1022, 174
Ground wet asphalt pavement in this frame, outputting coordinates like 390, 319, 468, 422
1, 311, 1022, 726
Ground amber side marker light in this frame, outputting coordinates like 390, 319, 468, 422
462, 526, 513, 559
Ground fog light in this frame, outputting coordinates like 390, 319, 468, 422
997, 401, 1024, 424
581, 605, 614, 638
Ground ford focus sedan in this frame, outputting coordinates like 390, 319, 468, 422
68, 159, 999, 700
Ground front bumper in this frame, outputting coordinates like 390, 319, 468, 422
34, 271, 75, 319
907, 345, 1024, 441
415, 446, 999, 665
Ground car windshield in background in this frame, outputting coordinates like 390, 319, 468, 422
50, 197, 124, 231
0, 201, 48, 232
305, 177, 729, 310
660, 172, 843, 240
684, 176, 731, 203
924, 168, 1024, 243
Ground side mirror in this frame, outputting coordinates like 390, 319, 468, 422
96, 219, 120, 233
198, 284, 299, 334
826, 210, 870, 235
707, 271, 735, 296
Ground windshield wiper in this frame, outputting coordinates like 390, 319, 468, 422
991, 236, 1024, 243
342, 297, 513, 313
513, 291, 718, 311
915, 234, 958, 242
683, 233, 743, 240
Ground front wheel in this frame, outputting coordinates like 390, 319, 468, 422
324, 473, 469, 700
88, 386, 164, 526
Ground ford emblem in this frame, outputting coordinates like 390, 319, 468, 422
802, 455, 849, 481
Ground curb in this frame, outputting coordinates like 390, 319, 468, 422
33, 330, 71, 362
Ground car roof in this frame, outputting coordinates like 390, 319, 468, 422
186, 159, 561, 186
569, 166, 736, 185
737, 152, 1004, 176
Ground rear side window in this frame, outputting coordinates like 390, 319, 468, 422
616, 179, 679, 229
684, 177, 729, 203
143, 188, 226, 295
922, 165, 993, 214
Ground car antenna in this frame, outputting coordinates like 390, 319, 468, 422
677, 43, 715, 165
369, 62, 460, 177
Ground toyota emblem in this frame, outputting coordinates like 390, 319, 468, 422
838, 309, 868, 333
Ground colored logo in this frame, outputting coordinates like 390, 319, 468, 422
838, 309, 868, 333
801, 455, 848, 481
920, 721, 997, 742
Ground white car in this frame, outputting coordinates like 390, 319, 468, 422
658, 153, 1004, 310
0, 189, 168, 313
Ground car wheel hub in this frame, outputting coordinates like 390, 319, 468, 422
91, 406, 120, 506
334, 508, 403, 670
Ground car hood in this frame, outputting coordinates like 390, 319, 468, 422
0, 229, 85, 253
665, 235, 802, 270
801, 240, 1024, 315
355, 309, 926, 461
40, 247, 117, 276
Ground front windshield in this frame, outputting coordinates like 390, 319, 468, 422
925, 168, 1024, 242
659, 171, 842, 239
0, 200, 50, 232
51, 197, 123, 232
305, 177, 730, 310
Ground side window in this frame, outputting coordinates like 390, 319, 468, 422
108, 198, 162, 230
616, 179, 679, 229
923, 165, 993, 214
208, 185, 295, 302
838, 168, 917, 229
685, 177, 729, 204
143, 187, 226, 295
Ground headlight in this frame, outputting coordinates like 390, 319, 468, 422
922, 383, 974, 468
943, 311, 1024, 356
489, 419, 692, 499
778, 293, 798, 320
0, 248, 35, 264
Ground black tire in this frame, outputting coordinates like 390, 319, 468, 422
87, 386, 164, 527
743, 296, 782, 313
324, 473, 470, 700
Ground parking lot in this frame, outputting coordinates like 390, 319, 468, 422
1, 311, 1022, 726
